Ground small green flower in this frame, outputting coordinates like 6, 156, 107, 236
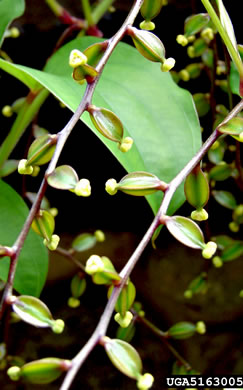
161, 57, 176, 72
137, 373, 154, 390
69, 49, 87, 68
212, 256, 223, 268
85, 255, 104, 275
94, 230, 105, 242
119, 137, 134, 153
105, 179, 118, 195
191, 208, 208, 221
18, 159, 33, 175
2, 105, 13, 117
176, 34, 188, 46
43, 234, 60, 251
196, 321, 206, 334
114, 311, 133, 328
52, 319, 65, 334
7, 366, 21, 381
139, 20, 155, 31
202, 241, 217, 259
74, 179, 91, 197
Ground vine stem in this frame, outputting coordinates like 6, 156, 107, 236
60, 92, 243, 389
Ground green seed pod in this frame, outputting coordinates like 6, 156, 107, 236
140, 0, 163, 22
107, 171, 167, 197
209, 162, 232, 181
219, 117, 243, 142
103, 337, 142, 380
11, 295, 64, 332
128, 27, 165, 63
184, 165, 209, 209
88, 105, 124, 144
27, 134, 57, 167
193, 93, 210, 117
167, 322, 196, 339
70, 273, 86, 298
184, 13, 210, 37
164, 215, 205, 250
32, 210, 55, 241
8, 358, 71, 384
108, 281, 136, 317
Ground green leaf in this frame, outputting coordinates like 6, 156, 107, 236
104, 338, 142, 379
72, 233, 97, 252
0, 36, 201, 215
0, 0, 25, 47
212, 190, 237, 209
165, 215, 205, 249
0, 180, 48, 296
221, 241, 243, 262
0, 159, 18, 177
184, 13, 210, 37
47, 165, 78, 190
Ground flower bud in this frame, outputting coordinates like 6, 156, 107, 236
85, 255, 104, 275
161, 57, 176, 72
18, 159, 33, 175
94, 230, 105, 242
114, 311, 133, 328
69, 49, 88, 68
92, 256, 120, 285
137, 373, 154, 390
139, 21, 155, 31
7, 366, 21, 381
43, 234, 60, 251
196, 321, 206, 334
191, 208, 208, 221
201, 27, 214, 42
179, 69, 190, 81
74, 179, 91, 197
229, 221, 239, 233
176, 34, 188, 46
68, 297, 80, 308
2, 105, 13, 117
31, 166, 40, 177
105, 179, 118, 195
119, 137, 133, 153
202, 241, 217, 259
52, 319, 65, 334
212, 256, 223, 268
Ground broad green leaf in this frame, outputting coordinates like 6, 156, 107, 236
47, 165, 78, 190
0, 37, 201, 214
0, 180, 48, 296
0, 0, 25, 47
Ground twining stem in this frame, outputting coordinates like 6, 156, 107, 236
0, 88, 49, 169
55, 247, 86, 272
81, 0, 94, 26
201, 0, 243, 78
60, 99, 243, 390
92, 0, 116, 25
137, 315, 192, 371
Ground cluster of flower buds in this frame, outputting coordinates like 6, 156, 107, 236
47, 165, 91, 197
127, 26, 175, 72
87, 105, 133, 152
32, 209, 60, 251
18, 133, 57, 176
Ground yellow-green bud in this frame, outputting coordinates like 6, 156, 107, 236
119, 137, 133, 153
74, 179, 91, 197
31, 166, 40, 177
69, 49, 87, 68
239, 290, 243, 298
196, 321, 206, 334
234, 205, 243, 217
201, 27, 214, 41
114, 311, 133, 328
85, 255, 104, 275
187, 46, 195, 58
137, 373, 154, 390
105, 179, 118, 195
94, 230, 105, 242
176, 34, 188, 46
2, 105, 13, 117
212, 256, 223, 268
211, 140, 220, 150
184, 289, 193, 299
10, 27, 20, 38
49, 208, 58, 217
191, 208, 208, 221
161, 57, 176, 72
18, 159, 34, 175
7, 366, 21, 381
187, 35, 195, 42
179, 69, 190, 82
202, 241, 217, 259
43, 234, 60, 251
68, 297, 80, 308
52, 319, 65, 334
229, 221, 239, 233
140, 20, 155, 31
